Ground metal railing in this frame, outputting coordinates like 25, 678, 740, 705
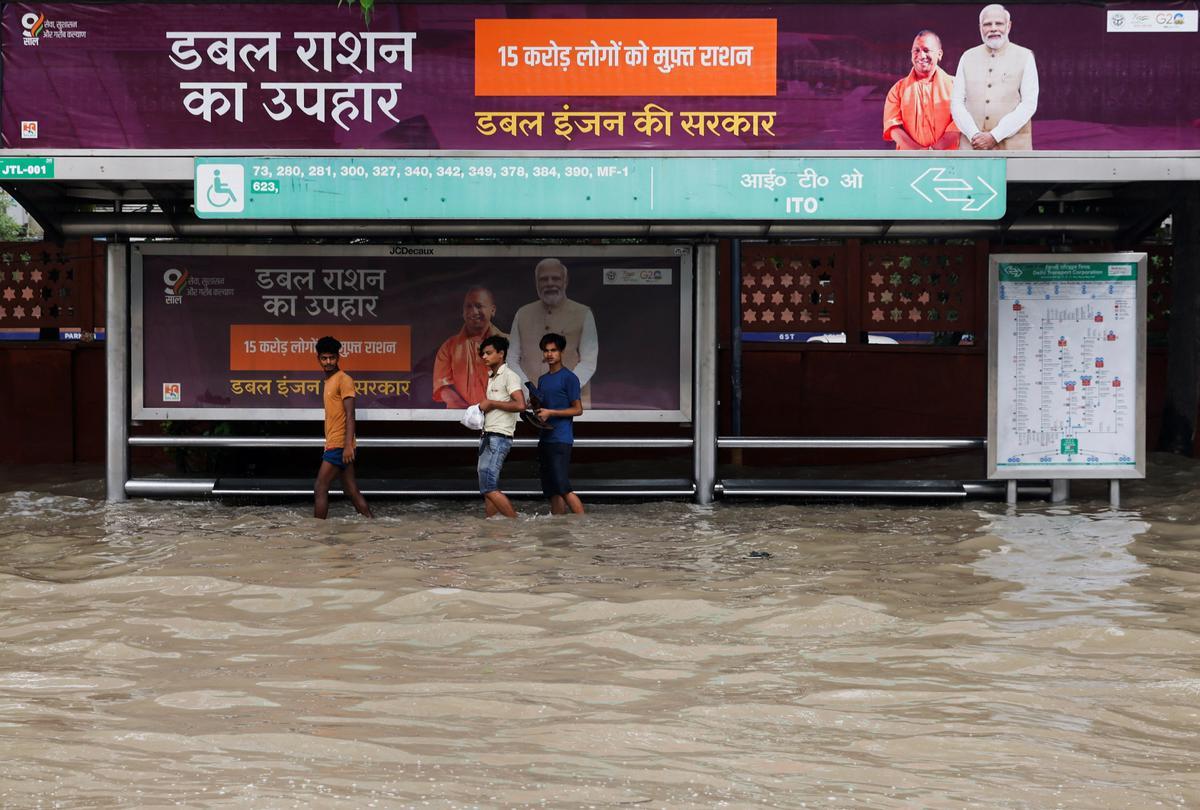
124, 479, 697, 498
128, 436, 694, 449
124, 435, 696, 498
124, 436, 1009, 499
713, 435, 1005, 499
717, 437, 985, 450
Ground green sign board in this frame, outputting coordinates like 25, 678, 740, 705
0, 157, 54, 180
194, 156, 1006, 221
999, 262, 1139, 282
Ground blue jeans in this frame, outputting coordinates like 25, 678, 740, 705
477, 433, 513, 494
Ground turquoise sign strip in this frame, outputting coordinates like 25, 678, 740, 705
195, 157, 1006, 221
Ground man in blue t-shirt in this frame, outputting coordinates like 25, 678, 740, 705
534, 332, 585, 515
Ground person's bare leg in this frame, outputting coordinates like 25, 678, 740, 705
549, 495, 567, 515
484, 490, 517, 518
340, 462, 373, 518
484, 497, 498, 517
562, 492, 585, 514
314, 461, 339, 519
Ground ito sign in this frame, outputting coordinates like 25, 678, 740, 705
194, 156, 1006, 221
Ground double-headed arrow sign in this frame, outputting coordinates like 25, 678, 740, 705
910, 167, 1000, 213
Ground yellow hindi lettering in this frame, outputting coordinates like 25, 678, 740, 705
493, 112, 545, 137
552, 105, 574, 141
598, 111, 625, 136
516, 113, 544, 137
230, 379, 273, 395
680, 110, 777, 137
632, 103, 672, 137
552, 105, 626, 140
679, 111, 714, 137
752, 111, 777, 136
475, 112, 499, 136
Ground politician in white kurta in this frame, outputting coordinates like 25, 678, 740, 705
951, 4, 1039, 150
508, 258, 599, 407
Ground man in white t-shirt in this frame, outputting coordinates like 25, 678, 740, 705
476, 335, 525, 518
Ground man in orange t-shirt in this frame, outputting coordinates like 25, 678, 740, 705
883, 31, 960, 150
314, 335, 372, 519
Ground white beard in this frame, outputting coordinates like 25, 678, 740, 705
984, 33, 1009, 50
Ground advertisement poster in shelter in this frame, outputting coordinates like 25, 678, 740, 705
3, 2, 1198, 151
132, 244, 692, 421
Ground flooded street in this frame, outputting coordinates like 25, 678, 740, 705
2, 460, 1199, 808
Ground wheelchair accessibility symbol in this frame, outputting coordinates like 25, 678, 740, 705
194, 164, 244, 214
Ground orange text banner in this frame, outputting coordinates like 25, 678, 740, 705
475, 18, 777, 97
230, 325, 412, 371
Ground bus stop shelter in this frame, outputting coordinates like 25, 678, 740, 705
1, 2, 1197, 503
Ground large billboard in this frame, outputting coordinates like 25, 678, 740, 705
4, 3, 1198, 151
131, 244, 693, 421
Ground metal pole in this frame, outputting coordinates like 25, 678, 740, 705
730, 238, 743, 437
694, 243, 718, 505
1109, 479, 1120, 508
105, 241, 129, 502
1050, 479, 1070, 503
1006, 480, 1017, 505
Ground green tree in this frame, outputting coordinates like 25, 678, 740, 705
339, 0, 374, 25
0, 191, 26, 241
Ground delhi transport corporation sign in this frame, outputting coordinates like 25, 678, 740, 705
194, 156, 1006, 221
988, 254, 1147, 480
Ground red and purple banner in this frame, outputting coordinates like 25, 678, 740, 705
4, 2, 1199, 151
133, 244, 690, 421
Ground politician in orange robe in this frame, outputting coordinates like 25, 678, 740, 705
432, 286, 507, 408
882, 30, 960, 151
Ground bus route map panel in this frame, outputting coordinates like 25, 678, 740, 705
988, 253, 1146, 480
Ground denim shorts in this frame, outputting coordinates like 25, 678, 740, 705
539, 442, 573, 496
477, 432, 513, 494
322, 447, 346, 469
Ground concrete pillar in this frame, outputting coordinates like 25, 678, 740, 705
1050, 479, 1070, 503
105, 242, 129, 502
1160, 184, 1200, 454
693, 243, 717, 505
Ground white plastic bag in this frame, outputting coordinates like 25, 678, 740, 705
460, 403, 485, 431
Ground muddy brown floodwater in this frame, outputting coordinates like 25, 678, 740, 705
1, 458, 1199, 808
